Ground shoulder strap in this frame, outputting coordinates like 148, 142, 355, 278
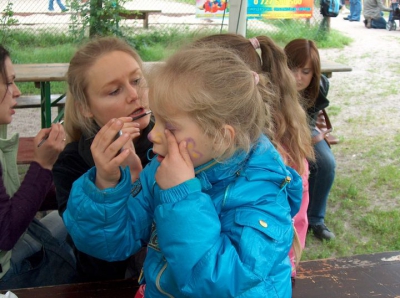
27, 218, 75, 269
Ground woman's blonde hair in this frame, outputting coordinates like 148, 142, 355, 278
190, 34, 314, 174
64, 36, 143, 141
148, 46, 274, 160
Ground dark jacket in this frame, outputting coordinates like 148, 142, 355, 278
307, 74, 330, 128
53, 121, 154, 282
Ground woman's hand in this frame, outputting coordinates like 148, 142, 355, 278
33, 123, 66, 170
91, 118, 142, 189
119, 116, 141, 141
155, 130, 195, 190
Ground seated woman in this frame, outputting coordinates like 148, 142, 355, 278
52, 37, 154, 282
0, 45, 73, 289
284, 39, 336, 241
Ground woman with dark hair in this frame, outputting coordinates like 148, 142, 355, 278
284, 39, 336, 241
0, 45, 71, 289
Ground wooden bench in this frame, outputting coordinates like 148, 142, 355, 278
2, 251, 399, 297
293, 251, 400, 297
16, 94, 66, 125
118, 9, 161, 29
2, 278, 139, 298
16, 94, 65, 110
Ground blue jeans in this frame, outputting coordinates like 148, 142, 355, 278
0, 211, 75, 288
372, 16, 387, 28
308, 129, 336, 225
348, 0, 361, 20
48, 0, 66, 10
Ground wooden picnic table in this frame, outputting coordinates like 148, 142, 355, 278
2, 251, 398, 297
13, 60, 351, 128
293, 250, 400, 297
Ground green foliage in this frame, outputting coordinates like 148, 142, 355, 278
69, 0, 129, 39
125, 28, 213, 60
0, 1, 18, 44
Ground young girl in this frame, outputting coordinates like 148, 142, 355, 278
0, 45, 69, 289
52, 37, 153, 281
63, 47, 302, 297
284, 39, 336, 241
190, 33, 314, 279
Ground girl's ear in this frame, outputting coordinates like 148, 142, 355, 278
220, 124, 235, 151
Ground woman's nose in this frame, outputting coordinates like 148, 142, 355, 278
126, 84, 139, 102
13, 83, 21, 98
293, 71, 302, 82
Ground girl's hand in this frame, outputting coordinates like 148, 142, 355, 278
120, 139, 143, 183
91, 118, 141, 189
33, 123, 65, 170
155, 130, 195, 190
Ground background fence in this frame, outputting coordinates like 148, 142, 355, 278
1, 0, 327, 40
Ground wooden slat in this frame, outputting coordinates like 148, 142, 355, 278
16, 94, 65, 109
293, 251, 400, 297
5, 279, 139, 298
2, 252, 399, 297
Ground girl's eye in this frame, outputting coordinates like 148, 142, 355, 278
302, 70, 310, 75
109, 88, 121, 96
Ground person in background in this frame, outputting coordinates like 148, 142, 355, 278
0, 45, 69, 289
189, 33, 314, 282
344, 0, 362, 21
62, 46, 302, 297
284, 39, 336, 241
363, 0, 392, 28
52, 36, 154, 282
48, 0, 68, 12
340, 0, 351, 14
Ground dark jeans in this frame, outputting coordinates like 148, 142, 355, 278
308, 128, 336, 225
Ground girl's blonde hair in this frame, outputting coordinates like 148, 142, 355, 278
64, 37, 143, 141
148, 46, 274, 160
190, 34, 314, 175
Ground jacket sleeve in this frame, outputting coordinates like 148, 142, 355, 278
0, 162, 53, 250
62, 166, 153, 262
377, 0, 391, 11
155, 171, 299, 297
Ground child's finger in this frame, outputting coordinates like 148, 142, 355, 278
178, 140, 193, 168
164, 129, 179, 155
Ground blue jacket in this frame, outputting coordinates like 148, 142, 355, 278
64, 134, 302, 297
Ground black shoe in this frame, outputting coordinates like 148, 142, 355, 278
349, 18, 360, 22
343, 17, 349, 20
308, 224, 335, 241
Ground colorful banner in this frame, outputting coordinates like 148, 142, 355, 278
196, 0, 313, 19
248, 0, 314, 19
196, 0, 229, 18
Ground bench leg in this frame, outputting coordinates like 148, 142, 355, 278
144, 12, 149, 29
